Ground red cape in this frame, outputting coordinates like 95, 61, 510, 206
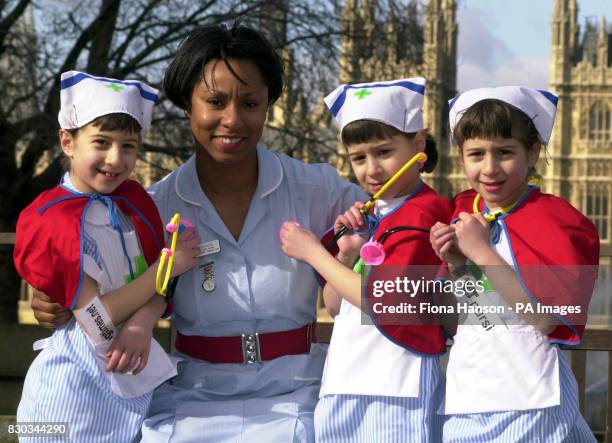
14, 180, 163, 309
365, 183, 451, 355
323, 183, 452, 356
453, 187, 599, 345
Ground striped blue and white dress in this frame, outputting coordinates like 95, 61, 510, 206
17, 174, 153, 442
316, 356, 444, 442
17, 317, 152, 442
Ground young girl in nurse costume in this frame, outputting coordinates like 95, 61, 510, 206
430, 86, 598, 442
280, 78, 451, 442
14, 71, 201, 442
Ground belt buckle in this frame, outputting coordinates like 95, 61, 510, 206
241, 333, 261, 364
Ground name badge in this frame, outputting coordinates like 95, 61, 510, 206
198, 240, 220, 257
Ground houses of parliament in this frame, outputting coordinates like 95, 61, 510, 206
267, 0, 611, 249
13, 0, 612, 327
10, 1, 610, 252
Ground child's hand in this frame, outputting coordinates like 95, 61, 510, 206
430, 222, 466, 267
334, 205, 368, 262
170, 227, 201, 277
454, 212, 493, 264
280, 221, 325, 263
335, 201, 367, 232
337, 232, 366, 264
106, 318, 153, 374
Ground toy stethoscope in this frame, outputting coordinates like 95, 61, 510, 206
363, 178, 538, 266
466, 175, 542, 245
472, 174, 542, 222
155, 213, 193, 296
359, 225, 431, 265
472, 193, 521, 223
325, 152, 429, 265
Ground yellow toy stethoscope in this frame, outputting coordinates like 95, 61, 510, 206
326, 152, 427, 249
156, 213, 194, 296
362, 152, 428, 213
472, 174, 542, 222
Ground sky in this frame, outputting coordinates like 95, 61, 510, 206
456, 0, 612, 92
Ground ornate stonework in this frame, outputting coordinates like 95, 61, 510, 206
548, 0, 611, 246
266, 0, 458, 193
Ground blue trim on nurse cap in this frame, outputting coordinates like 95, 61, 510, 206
324, 77, 427, 133
58, 70, 159, 133
60, 72, 158, 102
447, 86, 558, 143
329, 80, 426, 117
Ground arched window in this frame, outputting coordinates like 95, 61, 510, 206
589, 102, 611, 141
586, 186, 610, 241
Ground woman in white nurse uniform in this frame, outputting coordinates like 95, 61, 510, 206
31, 23, 365, 443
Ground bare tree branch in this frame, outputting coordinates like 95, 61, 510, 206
110, 0, 164, 69
18, 0, 123, 178
0, 0, 30, 56
87, 0, 121, 75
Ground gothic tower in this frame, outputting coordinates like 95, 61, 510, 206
547, 0, 612, 246
423, 0, 458, 196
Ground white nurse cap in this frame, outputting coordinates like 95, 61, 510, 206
448, 86, 558, 143
58, 70, 158, 134
324, 77, 426, 133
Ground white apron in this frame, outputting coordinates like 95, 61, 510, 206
320, 197, 423, 398
320, 299, 423, 398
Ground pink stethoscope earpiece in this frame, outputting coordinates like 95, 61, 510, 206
360, 240, 386, 265
358, 224, 431, 266
167, 219, 194, 234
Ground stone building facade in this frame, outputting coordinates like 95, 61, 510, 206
336, 0, 458, 195
267, 0, 458, 194
548, 0, 611, 247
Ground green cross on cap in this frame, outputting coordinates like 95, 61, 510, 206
107, 83, 124, 92
354, 89, 372, 99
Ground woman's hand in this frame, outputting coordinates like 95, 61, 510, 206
31, 289, 72, 328
279, 221, 325, 264
170, 227, 201, 277
106, 315, 153, 374
430, 222, 466, 267
453, 212, 494, 265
